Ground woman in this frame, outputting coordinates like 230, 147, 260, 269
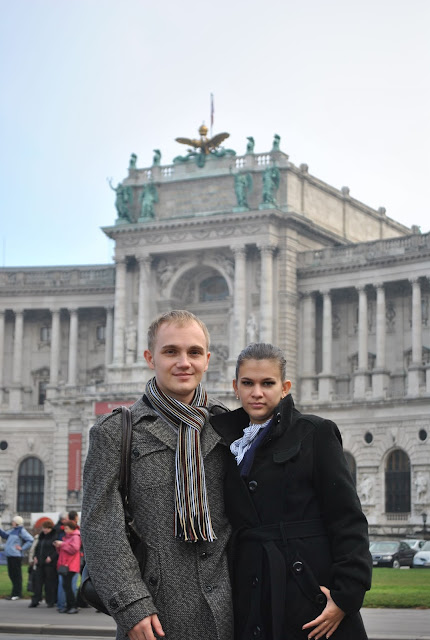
54, 520, 81, 614
210, 343, 372, 640
29, 519, 58, 608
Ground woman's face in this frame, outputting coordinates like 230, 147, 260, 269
233, 358, 291, 424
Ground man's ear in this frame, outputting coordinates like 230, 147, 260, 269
204, 351, 211, 372
144, 349, 155, 369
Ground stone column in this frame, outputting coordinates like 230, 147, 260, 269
318, 290, 335, 401
300, 292, 316, 403
53, 417, 69, 510
105, 306, 114, 368
232, 245, 247, 351
50, 309, 61, 386
354, 286, 370, 398
408, 278, 423, 395
113, 258, 127, 365
10, 310, 24, 410
0, 310, 4, 405
259, 244, 275, 343
136, 256, 151, 363
67, 309, 78, 386
373, 283, 389, 397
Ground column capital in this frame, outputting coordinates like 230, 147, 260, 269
258, 243, 277, 255
320, 288, 332, 298
50, 307, 61, 315
410, 277, 421, 286
136, 254, 152, 266
374, 282, 386, 291
230, 244, 246, 256
115, 256, 127, 266
68, 307, 79, 315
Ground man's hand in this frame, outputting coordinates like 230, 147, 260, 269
127, 614, 165, 640
302, 586, 345, 639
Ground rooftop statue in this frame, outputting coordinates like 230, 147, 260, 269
139, 182, 158, 220
153, 149, 161, 166
234, 172, 253, 209
108, 178, 133, 223
174, 124, 235, 167
129, 153, 137, 169
272, 134, 281, 151
246, 136, 255, 154
261, 166, 280, 207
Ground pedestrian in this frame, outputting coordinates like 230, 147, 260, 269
29, 519, 58, 608
210, 343, 373, 640
0, 515, 34, 600
81, 310, 233, 640
53, 511, 68, 611
54, 520, 81, 614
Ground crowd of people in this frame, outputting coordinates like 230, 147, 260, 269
0, 510, 86, 614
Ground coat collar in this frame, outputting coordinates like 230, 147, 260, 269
210, 394, 295, 446
129, 394, 224, 458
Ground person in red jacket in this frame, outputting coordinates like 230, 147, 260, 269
54, 521, 81, 614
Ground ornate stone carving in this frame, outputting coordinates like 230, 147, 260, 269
332, 308, 341, 339
246, 313, 259, 343
414, 472, 429, 503
386, 300, 396, 333
358, 475, 374, 504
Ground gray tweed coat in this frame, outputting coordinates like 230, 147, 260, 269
81, 395, 233, 640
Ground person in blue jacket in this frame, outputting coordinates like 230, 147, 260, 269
0, 515, 34, 600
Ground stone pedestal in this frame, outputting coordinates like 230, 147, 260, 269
354, 370, 371, 398
372, 369, 390, 398
407, 364, 424, 396
318, 374, 335, 401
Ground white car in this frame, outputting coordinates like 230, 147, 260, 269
401, 538, 426, 551
412, 540, 430, 568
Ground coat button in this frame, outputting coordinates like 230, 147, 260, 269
276, 413, 281, 423
292, 561, 303, 573
109, 598, 118, 608
315, 593, 326, 604
132, 448, 140, 458
251, 576, 259, 587
248, 480, 258, 492
253, 626, 262, 638
205, 585, 213, 592
200, 552, 209, 560
149, 576, 158, 586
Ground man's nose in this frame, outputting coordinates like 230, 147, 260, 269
177, 353, 191, 367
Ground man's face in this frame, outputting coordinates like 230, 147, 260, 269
144, 320, 210, 404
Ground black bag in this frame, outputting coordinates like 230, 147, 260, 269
57, 565, 69, 576
80, 406, 146, 615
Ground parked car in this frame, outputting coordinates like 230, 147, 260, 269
412, 540, 430, 568
369, 540, 416, 568
401, 538, 426, 551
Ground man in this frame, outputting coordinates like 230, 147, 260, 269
0, 515, 33, 600
53, 511, 68, 611
81, 310, 233, 640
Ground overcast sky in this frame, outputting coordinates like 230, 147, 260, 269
1, 0, 429, 267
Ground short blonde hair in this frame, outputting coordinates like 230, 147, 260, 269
147, 310, 210, 352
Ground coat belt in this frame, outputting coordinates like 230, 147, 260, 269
239, 519, 326, 640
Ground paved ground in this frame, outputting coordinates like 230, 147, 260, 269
0, 598, 429, 639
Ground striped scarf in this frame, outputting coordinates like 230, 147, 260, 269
145, 377, 216, 543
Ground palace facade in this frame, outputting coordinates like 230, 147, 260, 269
0, 137, 429, 537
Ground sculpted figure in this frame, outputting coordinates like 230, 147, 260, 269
234, 173, 253, 208
129, 153, 137, 169
262, 166, 280, 205
359, 476, 373, 504
108, 179, 133, 223
140, 183, 158, 219
415, 472, 428, 502
153, 149, 161, 166
272, 134, 281, 151
246, 313, 258, 343
246, 137, 255, 154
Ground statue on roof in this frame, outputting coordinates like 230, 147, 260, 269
234, 172, 253, 209
272, 134, 281, 152
108, 179, 133, 223
261, 166, 280, 207
246, 137, 255, 154
129, 153, 137, 169
139, 182, 158, 220
174, 124, 236, 167
153, 149, 161, 166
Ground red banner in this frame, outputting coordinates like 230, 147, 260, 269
94, 400, 135, 416
68, 434, 82, 492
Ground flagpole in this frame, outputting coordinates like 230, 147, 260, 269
210, 93, 214, 137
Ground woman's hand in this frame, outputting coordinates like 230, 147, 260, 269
45, 556, 52, 564
127, 614, 165, 640
302, 586, 345, 639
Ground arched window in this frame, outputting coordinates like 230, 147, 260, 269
344, 451, 356, 485
199, 276, 229, 302
385, 449, 410, 513
17, 457, 44, 512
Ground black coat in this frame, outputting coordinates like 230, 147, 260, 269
210, 395, 372, 640
34, 529, 58, 565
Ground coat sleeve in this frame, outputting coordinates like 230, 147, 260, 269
61, 535, 81, 555
313, 419, 372, 614
20, 529, 34, 551
81, 416, 158, 632
0, 528, 9, 539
